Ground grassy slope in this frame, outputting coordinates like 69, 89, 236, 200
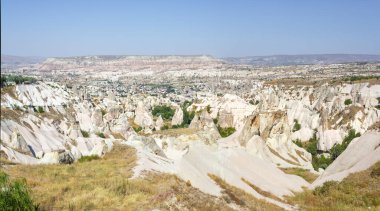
288, 161, 380, 210
2, 145, 231, 210
280, 168, 318, 183
2, 144, 379, 210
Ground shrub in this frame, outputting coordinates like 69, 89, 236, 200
101, 109, 107, 116
293, 119, 301, 132
293, 139, 303, 148
96, 132, 105, 138
152, 105, 175, 120
344, 99, 352, 105
330, 129, 360, 160
81, 130, 89, 138
182, 102, 195, 127
37, 106, 44, 113
161, 125, 169, 130
249, 100, 259, 105
78, 155, 100, 163
312, 154, 332, 170
217, 126, 236, 137
206, 105, 211, 113
0, 171, 38, 210
133, 126, 142, 133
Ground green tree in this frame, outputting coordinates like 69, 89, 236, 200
152, 105, 175, 120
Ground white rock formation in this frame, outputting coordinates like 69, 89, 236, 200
155, 115, 164, 131
171, 107, 183, 126
134, 102, 154, 128
317, 129, 345, 151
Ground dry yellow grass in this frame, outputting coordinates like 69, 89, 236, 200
1, 85, 18, 99
241, 178, 285, 203
153, 127, 199, 137
0, 107, 23, 122
287, 161, 380, 210
3, 144, 232, 210
280, 168, 318, 183
208, 174, 283, 210
267, 147, 299, 166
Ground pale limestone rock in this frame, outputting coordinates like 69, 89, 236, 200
189, 110, 221, 142
317, 129, 344, 151
155, 115, 164, 131
110, 117, 133, 140
171, 107, 183, 126
91, 108, 104, 128
134, 102, 154, 128
218, 110, 234, 128
103, 106, 122, 122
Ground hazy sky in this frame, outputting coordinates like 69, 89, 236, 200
2, 0, 380, 57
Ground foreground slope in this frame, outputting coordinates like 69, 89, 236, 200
2, 144, 281, 210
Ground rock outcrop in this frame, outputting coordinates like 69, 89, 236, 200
171, 107, 183, 126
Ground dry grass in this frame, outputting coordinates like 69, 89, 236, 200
36, 108, 65, 122
329, 105, 364, 129
280, 168, 318, 183
241, 178, 285, 203
1, 85, 18, 99
0, 107, 23, 123
3, 144, 233, 210
111, 132, 125, 140
153, 127, 199, 137
208, 174, 283, 210
368, 121, 380, 131
288, 161, 380, 210
268, 147, 299, 166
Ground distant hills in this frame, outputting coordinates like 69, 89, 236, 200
1, 54, 46, 66
222, 54, 380, 66
2, 54, 380, 67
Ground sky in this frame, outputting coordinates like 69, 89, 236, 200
1, 0, 380, 57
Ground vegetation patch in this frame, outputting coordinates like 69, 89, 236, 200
280, 168, 318, 183
3, 145, 233, 210
342, 75, 379, 82
96, 132, 106, 138
344, 99, 352, 105
37, 106, 44, 113
288, 162, 380, 210
80, 130, 90, 138
292, 119, 301, 132
217, 126, 236, 137
152, 105, 175, 120
1, 75, 37, 87
78, 155, 100, 163
330, 129, 360, 160
101, 109, 107, 116
133, 126, 143, 133
0, 170, 39, 210
295, 129, 360, 170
